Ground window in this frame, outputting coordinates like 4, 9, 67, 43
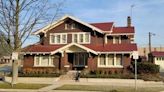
34, 55, 54, 67
65, 23, 70, 30
99, 55, 106, 65
71, 23, 76, 29
108, 54, 114, 65
116, 55, 122, 65
85, 33, 89, 42
115, 37, 119, 44
79, 34, 83, 43
65, 23, 76, 30
56, 35, 60, 43
72, 32, 90, 44
50, 33, 67, 44
98, 54, 123, 68
62, 35, 66, 43
35, 56, 40, 66
73, 34, 78, 43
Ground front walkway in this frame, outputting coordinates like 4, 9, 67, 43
0, 79, 164, 92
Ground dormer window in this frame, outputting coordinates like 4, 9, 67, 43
71, 23, 76, 29
65, 23, 69, 30
65, 23, 76, 30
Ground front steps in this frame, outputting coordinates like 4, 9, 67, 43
59, 71, 77, 81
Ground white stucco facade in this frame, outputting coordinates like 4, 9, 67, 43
154, 57, 164, 72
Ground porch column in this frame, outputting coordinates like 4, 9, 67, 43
60, 51, 69, 71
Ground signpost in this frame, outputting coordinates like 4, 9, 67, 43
132, 51, 139, 92
11, 52, 19, 87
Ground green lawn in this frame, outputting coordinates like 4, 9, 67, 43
55, 84, 164, 92
0, 82, 49, 89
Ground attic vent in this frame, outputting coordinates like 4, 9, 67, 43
65, 23, 76, 30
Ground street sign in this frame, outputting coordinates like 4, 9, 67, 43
133, 51, 139, 59
11, 52, 18, 60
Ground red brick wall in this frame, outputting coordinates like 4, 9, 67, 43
23, 55, 34, 68
41, 19, 104, 46
87, 54, 131, 73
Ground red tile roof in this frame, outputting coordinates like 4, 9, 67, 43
84, 44, 137, 52
23, 44, 64, 52
151, 51, 164, 57
112, 27, 134, 34
23, 43, 137, 53
90, 22, 113, 31
90, 22, 134, 34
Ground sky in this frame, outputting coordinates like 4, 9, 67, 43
26, 0, 164, 47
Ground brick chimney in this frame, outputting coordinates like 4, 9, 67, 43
127, 16, 131, 27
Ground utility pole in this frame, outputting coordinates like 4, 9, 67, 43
148, 32, 155, 53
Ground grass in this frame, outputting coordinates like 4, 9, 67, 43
0, 82, 49, 89
55, 84, 164, 92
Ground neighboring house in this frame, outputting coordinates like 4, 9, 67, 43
149, 51, 164, 72
138, 47, 164, 60
22, 15, 137, 73
0, 56, 10, 64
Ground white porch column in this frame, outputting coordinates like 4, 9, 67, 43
113, 36, 115, 44
105, 54, 108, 66
119, 36, 121, 44
104, 34, 108, 44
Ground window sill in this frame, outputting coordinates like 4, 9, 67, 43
98, 65, 123, 68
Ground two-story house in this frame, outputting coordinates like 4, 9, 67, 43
22, 15, 137, 73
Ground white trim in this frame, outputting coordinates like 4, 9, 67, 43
33, 20, 64, 35
22, 52, 51, 55
97, 53, 124, 68
50, 33, 67, 44
51, 43, 97, 55
72, 32, 91, 44
33, 15, 104, 35
104, 34, 107, 44
97, 51, 133, 54
34, 55, 54, 67
107, 33, 134, 36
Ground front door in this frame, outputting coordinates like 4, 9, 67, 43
73, 53, 88, 69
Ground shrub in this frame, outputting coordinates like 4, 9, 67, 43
132, 62, 159, 74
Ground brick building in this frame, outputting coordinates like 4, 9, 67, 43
22, 15, 137, 73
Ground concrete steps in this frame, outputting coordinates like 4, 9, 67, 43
59, 71, 77, 81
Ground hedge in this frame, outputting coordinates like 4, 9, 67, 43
132, 62, 159, 74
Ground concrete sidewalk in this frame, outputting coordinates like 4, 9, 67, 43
0, 79, 164, 92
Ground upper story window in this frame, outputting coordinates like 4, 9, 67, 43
65, 23, 76, 30
50, 33, 67, 44
113, 36, 121, 44
72, 32, 90, 44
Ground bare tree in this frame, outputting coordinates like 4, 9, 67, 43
0, 0, 64, 54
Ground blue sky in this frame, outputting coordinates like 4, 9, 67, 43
26, 0, 164, 47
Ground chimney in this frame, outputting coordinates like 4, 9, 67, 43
127, 16, 131, 27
